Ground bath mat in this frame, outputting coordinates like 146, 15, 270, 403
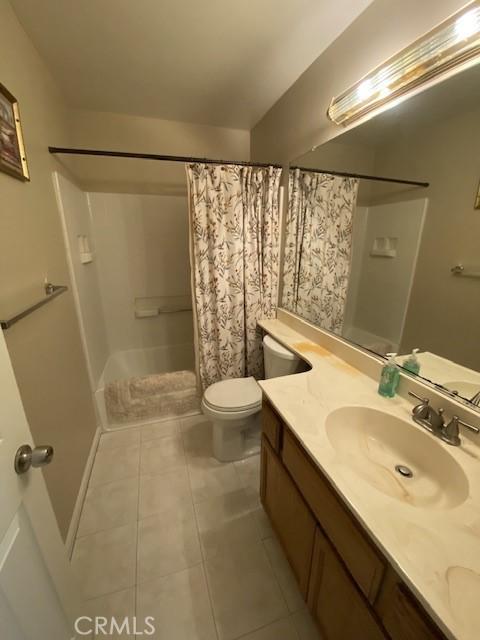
105, 370, 200, 424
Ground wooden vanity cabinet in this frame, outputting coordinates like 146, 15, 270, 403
260, 401, 447, 640
260, 435, 316, 596
308, 527, 386, 640
375, 569, 445, 640
261, 400, 283, 452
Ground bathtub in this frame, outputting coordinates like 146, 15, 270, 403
95, 343, 195, 430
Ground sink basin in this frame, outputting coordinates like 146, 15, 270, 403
444, 380, 479, 399
325, 407, 469, 510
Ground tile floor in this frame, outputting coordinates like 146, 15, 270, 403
71, 412, 322, 640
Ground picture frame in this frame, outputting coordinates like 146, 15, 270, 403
475, 179, 480, 210
0, 83, 29, 181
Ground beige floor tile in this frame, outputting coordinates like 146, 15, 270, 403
84, 588, 135, 639
141, 419, 180, 443
139, 468, 193, 519
188, 461, 243, 503
180, 412, 209, 434
136, 565, 217, 640
182, 418, 214, 459
137, 509, 202, 583
204, 541, 289, 640
239, 617, 300, 640
89, 446, 140, 488
78, 477, 139, 537
290, 609, 322, 640
234, 454, 261, 494
244, 489, 275, 540
98, 428, 141, 451
263, 537, 305, 613
140, 434, 186, 475
71, 524, 137, 599
195, 489, 261, 559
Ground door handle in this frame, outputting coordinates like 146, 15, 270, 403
14, 444, 54, 475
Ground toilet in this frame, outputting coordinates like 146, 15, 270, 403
202, 335, 301, 462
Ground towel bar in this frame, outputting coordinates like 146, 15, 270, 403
1, 283, 68, 330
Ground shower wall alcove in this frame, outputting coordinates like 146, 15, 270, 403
54, 161, 198, 430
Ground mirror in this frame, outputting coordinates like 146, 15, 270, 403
282, 61, 480, 410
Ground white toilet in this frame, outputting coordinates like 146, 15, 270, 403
202, 335, 301, 462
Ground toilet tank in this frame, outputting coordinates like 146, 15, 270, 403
263, 335, 301, 379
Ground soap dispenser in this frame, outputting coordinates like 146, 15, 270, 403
378, 353, 400, 398
402, 348, 421, 375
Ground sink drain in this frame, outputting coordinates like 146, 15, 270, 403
395, 464, 413, 478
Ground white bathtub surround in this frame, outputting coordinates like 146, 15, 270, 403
186, 163, 282, 390
258, 311, 480, 640
105, 370, 200, 424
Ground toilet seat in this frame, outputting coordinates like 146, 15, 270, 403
203, 376, 262, 413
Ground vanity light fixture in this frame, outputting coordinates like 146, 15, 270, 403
327, 1, 480, 125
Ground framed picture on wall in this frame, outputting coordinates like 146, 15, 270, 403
475, 179, 480, 210
0, 83, 29, 181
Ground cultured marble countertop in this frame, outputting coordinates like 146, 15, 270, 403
258, 318, 480, 640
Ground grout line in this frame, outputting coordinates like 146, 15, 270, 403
134, 424, 142, 622
261, 537, 295, 615
135, 560, 204, 589
229, 614, 298, 640
180, 424, 221, 640
69, 433, 102, 560
83, 584, 137, 604
75, 514, 139, 541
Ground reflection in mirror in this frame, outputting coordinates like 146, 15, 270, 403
283, 61, 480, 410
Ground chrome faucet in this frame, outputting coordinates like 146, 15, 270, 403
408, 391, 479, 446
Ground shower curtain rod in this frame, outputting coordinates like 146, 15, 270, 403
48, 146, 283, 169
290, 165, 429, 188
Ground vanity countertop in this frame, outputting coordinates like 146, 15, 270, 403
258, 317, 480, 640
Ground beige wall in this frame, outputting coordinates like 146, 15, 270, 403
0, 0, 97, 538
65, 109, 250, 195
0, 0, 252, 541
251, 0, 467, 164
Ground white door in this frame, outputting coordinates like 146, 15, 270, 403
0, 329, 80, 639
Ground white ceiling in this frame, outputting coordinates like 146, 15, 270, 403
10, 0, 372, 129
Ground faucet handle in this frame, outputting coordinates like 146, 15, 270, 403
442, 416, 479, 446
455, 416, 479, 434
408, 391, 429, 404
408, 391, 430, 420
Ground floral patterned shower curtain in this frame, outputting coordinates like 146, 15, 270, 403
186, 163, 282, 390
282, 168, 358, 334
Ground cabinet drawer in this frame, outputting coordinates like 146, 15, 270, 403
309, 528, 386, 640
261, 436, 316, 596
376, 570, 446, 640
282, 428, 385, 603
261, 400, 283, 452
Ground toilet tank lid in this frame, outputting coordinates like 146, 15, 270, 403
263, 335, 298, 361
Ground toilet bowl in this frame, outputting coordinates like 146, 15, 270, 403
202, 336, 301, 462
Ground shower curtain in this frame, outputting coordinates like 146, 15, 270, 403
186, 163, 282, 390
282, 168, 359, 334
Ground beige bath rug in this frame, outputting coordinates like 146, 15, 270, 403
105, 370, 200, 424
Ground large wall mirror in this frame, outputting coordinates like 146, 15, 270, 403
282, 61, 480, 411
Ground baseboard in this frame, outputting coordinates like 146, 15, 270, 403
65, 425, 101, 558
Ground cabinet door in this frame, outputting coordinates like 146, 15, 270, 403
308, 528, 387, 640
375, 569, 446, 640
261, 436, 316, 597
261, 401, 283, 452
